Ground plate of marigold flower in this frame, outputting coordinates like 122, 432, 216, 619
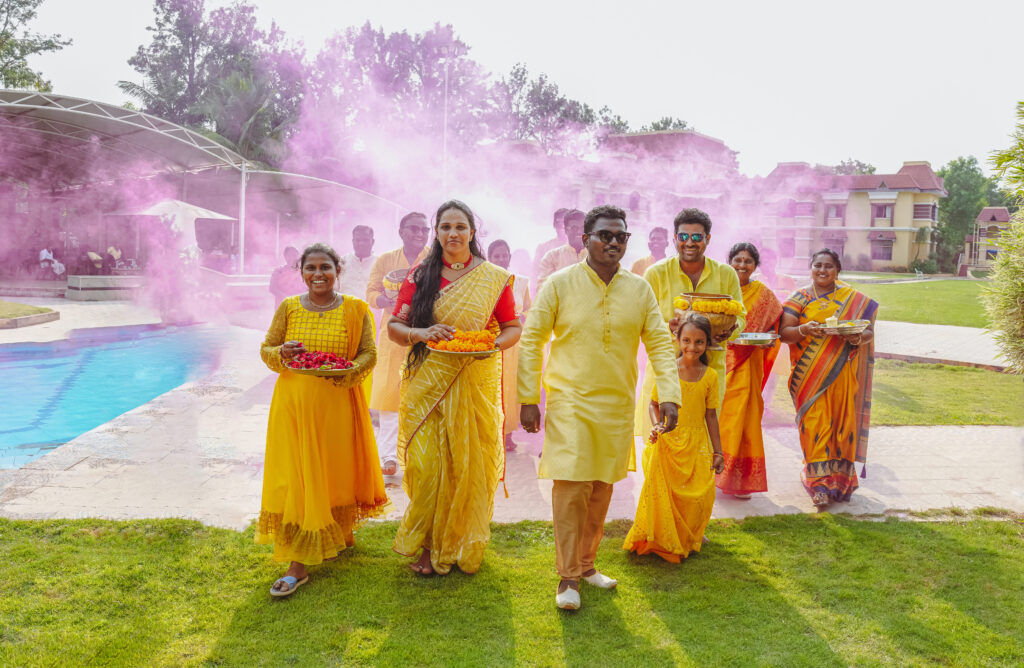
427, 329, 500, 356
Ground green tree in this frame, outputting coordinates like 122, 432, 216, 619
833, 158, 876, 175
936, 156, 989, 271
640, 116, 688, 132
0, 0, 71, 90
987, 101, 1024, 373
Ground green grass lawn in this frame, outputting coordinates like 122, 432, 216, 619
1, 515, 1022, 666
768, 359, 1024, 426
842, 271, 917, 280
0, 300, 52, 319
847, 280, 986, 327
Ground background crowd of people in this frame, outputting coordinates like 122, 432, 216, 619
257, 201, 878, 609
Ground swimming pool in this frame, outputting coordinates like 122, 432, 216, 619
0, 326, 221, 469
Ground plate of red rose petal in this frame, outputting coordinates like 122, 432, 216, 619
286, 351, 358, 377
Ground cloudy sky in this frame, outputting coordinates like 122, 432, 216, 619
29, 0, 1023, 177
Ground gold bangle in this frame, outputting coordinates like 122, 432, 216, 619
406, 328, 413, 345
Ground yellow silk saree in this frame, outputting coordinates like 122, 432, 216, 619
393, 262, 510, 574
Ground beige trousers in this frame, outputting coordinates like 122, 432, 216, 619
551, 480, 614, 579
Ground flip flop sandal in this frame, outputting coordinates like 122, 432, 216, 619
270, 575, 308, 597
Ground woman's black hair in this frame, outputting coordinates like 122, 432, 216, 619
728, 242, 760, 267
677, 311, 712, 366
299, 242, 343, 272
406, 200, 485, 370
810, 247, 842, 272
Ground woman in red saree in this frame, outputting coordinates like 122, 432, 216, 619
386, 200, 522, 576
779, 249, 877, 508
717, 243, 783, 498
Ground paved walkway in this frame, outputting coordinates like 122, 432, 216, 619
874, 320, 1005, 369
1, 298, 1020, 528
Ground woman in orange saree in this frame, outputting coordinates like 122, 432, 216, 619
717, 243, 783, 498
387, 201, 522, 576
779, 249, 877, 508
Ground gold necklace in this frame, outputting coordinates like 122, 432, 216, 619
306, 292, 339, 317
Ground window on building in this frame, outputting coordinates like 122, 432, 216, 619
873, 204, 893, 220
827, 204, 845, 219
870, 240, 894, 260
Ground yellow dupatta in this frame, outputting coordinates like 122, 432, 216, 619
397, 262, 511, 466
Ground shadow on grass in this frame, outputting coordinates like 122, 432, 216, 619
205, 522, 516, 666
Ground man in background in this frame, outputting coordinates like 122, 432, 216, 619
630, 227, 669, 276
532, 208, 568, 282
337, 225, 377, 298
366, 212, 431, 476
536, 209, 587, 294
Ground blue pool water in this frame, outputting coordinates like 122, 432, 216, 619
0, 326, 221, 469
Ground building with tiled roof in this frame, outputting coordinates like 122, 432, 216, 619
964, 206, 1013, 272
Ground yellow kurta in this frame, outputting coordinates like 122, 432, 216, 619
393, 262, 511, 575
501, 275, 531, 435
256, 296, 390, 564
366, 246, 429, 412
623, 367, 719, 562
635, 256, 746, 436
518, 262, 681, 484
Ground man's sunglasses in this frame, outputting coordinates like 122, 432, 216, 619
676, 232, 705, 243
589, 230, 631, 244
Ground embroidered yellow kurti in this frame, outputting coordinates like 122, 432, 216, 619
393, 262, 511, 574
501, 274, 531, 435
518, 262, 681, 484
624, 367, 719, 562
635, 256, 746, 436
256, 296, 390, 564
536, 244, 587, 295
366, 246, 429, 412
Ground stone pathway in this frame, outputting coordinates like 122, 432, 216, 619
874, 320, 1005, 369
1, 299, 1020, 529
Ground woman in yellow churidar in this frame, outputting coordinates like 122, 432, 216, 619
779, 248, 877, 509
387, 200, 522, 576
717, 243, 783, 498
257, 243, 390, 597
486, 238, 532, 452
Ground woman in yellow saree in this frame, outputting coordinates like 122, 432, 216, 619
718, 243, 783, 498
780, 249, 877, 508
387, 201, 523, 576
258, 243, 390, 597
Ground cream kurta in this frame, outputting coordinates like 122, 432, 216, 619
634, 255, 746, 436
536, 244, 587, 295
518, 262, 681, 484
366, 246, 429, 412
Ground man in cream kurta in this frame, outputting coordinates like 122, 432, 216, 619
634, 208, 746, 438
366, 213, 430, 474
535, 209, 587, 295
518, 205, 680, 611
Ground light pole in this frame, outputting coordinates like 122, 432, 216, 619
441, 46, 450, 197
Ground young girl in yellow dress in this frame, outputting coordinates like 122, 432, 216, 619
624, 312, 725, 562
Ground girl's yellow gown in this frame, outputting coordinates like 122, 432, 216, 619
624, 366, 719, 562
257, 295, 391, 564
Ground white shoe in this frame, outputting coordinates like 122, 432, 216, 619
556, 586, 581, 610
583, 571, 618, 589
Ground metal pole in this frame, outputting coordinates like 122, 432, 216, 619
442, 56, 449, 196
275, 212, 281, 258
238, 164, 247, 273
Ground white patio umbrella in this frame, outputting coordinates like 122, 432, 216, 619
105, 199, 236, 257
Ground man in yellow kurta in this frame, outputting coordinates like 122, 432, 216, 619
366, 212, 430, 475
518, 205, 681, 611
535, 209, 587, 295
635, 208, 746, 438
